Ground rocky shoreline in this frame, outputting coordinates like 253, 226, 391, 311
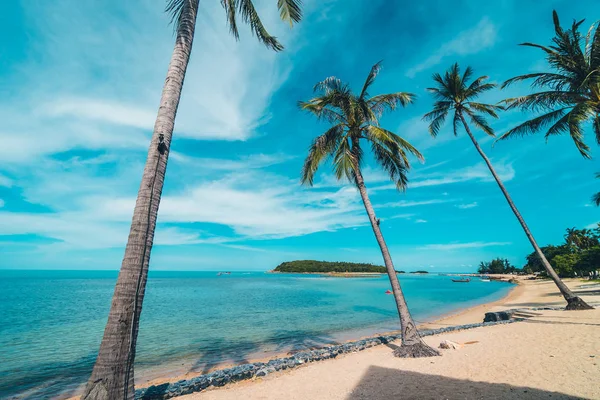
135, 317, 528, 399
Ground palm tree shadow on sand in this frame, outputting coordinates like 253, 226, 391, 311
347, 366, 584, 399
187, 329, 338, 376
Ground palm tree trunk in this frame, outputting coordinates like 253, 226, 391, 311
354, 167, 440, 357
82, 3, 199, 399
458, 112, 592, 310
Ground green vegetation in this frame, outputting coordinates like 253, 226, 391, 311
410, 270, 429, 274
477, 258, 519, 275
523, 225, 600, 278
273, 260, 388, 273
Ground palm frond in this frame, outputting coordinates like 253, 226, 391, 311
464, 109, 495, 137
466, 102, 501, 118
501, 72, 571, 90
592, 191, 600, 206
594, 114, 600, 145
359, 61, 383, 100
332, 138, 357, 182
452, 110, 460, 136
166, 0, 199, 34
464, 82, 496, 100
370, 138, 409, 191
563, 103, 593, 158
314, 76, 345, 94
300, 124, 344, 185
369, 92, 415, 116
367, 125, 424, 162
277, 0, 302, 26
423, 103, 451, 137
497, 108, 569, 140
220, 0, 239, 39
238, 0, 283, 51
502, 91, 581, 112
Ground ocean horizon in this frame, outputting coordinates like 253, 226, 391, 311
0, 270, 513, 399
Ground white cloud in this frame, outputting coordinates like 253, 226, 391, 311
39, 98, 156, 131
415, 219, 427, 223
380, 199, 450, 208
0, 174, 11, 187
0, 0, 298, 162
372, 161, 515, 192
456, 202, 478, 209
406, 17, 497, 77
418, 241, 511, 251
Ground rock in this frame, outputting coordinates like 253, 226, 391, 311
439, 340, 462, 350
483, 310, 514, 322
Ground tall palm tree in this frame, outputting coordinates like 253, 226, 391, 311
299, 62, 440, 358
83, 1, 301, 399
499, 11, 600, 159
423, 63, 593, 311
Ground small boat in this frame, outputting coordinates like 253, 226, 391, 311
451, 278, 471, 283
385, 290, 392, 294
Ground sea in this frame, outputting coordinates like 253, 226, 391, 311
0, 270, 513, 399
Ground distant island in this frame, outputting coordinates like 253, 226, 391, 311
272, 260, 403, 274
410, 270, 429, 274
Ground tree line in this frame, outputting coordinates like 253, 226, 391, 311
273, 260, 389, 273
83, 3, 598, 398
524, 225, 600, 278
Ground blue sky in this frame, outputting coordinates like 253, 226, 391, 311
0, 0, 599, 272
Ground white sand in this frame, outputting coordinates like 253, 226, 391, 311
178, 278, 600, 400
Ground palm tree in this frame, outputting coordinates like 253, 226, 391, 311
499, 11, 600, 159
299, 62, 440, 358
423, 63, 593, 311
83, 1, 301, 399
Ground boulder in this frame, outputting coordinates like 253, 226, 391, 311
483, 311, 514, 322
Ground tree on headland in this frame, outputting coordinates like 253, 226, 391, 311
83, 2, 302, 399
423, 63, 593, 310
477, 258, 518, 275
299, 62, 440, 358
499, 11, 600, 159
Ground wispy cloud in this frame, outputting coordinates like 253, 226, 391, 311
415, 219, 427, 223
406, 17, 497, 78
418, 241, 511, 251
456, 202, 478, 209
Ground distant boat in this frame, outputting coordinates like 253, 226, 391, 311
451, 278, 470, 283
385, 290, 392, 294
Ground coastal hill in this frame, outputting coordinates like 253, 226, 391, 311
272, 260, 403, 274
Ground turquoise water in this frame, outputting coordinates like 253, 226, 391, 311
0, 270, 512, 399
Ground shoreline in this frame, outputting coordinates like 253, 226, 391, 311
68, 276, 599, 400
130, 276, 517, 392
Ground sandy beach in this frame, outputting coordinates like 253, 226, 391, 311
175, 277, 600, 400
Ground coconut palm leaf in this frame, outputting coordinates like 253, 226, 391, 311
277, 0, 302, 26
299, 62, 420, 188
500, 10, 600, 157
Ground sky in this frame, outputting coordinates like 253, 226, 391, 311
0, 0, 599, 272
